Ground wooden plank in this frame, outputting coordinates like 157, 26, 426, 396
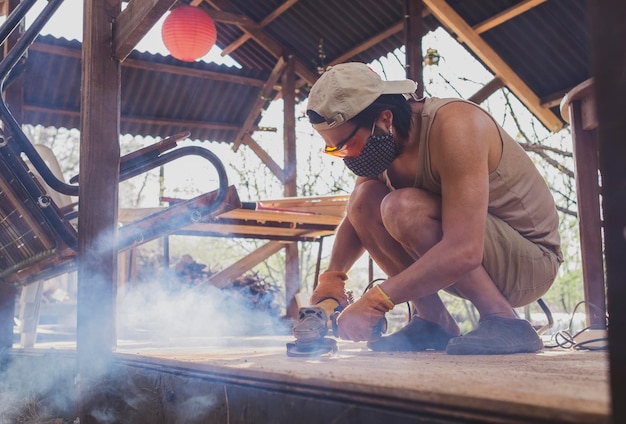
120, 205, 344, 227
178, 223, 336, 239
424, 0, 563, 132
207, 240, 288, 288
113, 0, 177, 61
473, 0, 547, 34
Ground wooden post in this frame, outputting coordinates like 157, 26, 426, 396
567, 93, 606, 327
0, 0, 25, 351
589, 2, 626, 423
0, 284, 15, 350
282, 55, 299, 319
404, 0, 424, 97
77, 0, 121, 421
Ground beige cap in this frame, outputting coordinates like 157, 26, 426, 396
307, 62, 417, 130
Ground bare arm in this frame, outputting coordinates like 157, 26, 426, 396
327, 216, 366, 272
326, 176, 379, 272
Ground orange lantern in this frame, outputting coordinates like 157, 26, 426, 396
161, 5, 217, 62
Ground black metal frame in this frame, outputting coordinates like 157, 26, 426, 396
0, 0, 231, 284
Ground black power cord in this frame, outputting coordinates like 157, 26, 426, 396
543, 301, 608, 351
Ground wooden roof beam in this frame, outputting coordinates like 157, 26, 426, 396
23, 104, 252, 133
424, 0, 563, 132
221, 0, 299, 57
330, 22, 403, 66
204, 0, 319, 85
245, 134, 286, 184
123, 57, 266, 86
233, 57, 286, 151
28, 42, 266, 87
468, 77, 504, 104
329, 6, 430, 66
113, 0, 177, 61
473, 0, 547, 34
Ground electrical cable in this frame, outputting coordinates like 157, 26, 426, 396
543, 301, 608, 351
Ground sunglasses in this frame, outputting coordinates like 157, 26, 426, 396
323, 124, 371, 158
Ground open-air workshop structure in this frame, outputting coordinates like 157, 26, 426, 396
0, 1, 624, 422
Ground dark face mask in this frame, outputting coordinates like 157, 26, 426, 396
343, 131, 398, 177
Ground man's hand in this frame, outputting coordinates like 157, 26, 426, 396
336, 285, 394, 342
310, 271, 350, 308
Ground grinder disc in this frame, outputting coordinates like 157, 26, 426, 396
286, 337, 337, 357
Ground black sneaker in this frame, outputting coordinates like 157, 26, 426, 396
446, 316, 543, 355
367, 316, 455, 352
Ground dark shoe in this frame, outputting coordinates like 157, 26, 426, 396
367, 316, 455, 352
446, 316, 543, 355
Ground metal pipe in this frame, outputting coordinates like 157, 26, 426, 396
0, 0, 39, 48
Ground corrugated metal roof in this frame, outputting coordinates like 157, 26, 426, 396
23, 35, 272, 143
17, 0, 590, 140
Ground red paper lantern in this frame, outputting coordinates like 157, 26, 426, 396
162, 5, 217, 62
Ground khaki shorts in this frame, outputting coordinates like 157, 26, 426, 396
447, 214, 562, 308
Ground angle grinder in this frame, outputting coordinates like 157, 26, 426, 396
286, 298, 340, 357
285, 291, 388, 357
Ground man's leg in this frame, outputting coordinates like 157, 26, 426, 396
347, 181, 460, 336
379, 188, 546, 354
379, 188, 516, 320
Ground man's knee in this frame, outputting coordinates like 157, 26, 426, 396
346, 180, 389, 227
380, 188, 441, 238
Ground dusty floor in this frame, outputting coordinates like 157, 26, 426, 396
35, 334, 610, 423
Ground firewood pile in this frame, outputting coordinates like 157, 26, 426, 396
173, 254, 280, 315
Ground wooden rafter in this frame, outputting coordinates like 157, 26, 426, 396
28, 42, 266, 87
424, 0, 563, 131
202, 0, 319, 86
207, 240, 290, 288
232, 57, 286, 151
244, 134, 286, 184
221, 0, 299, 57
330, 22, 403, 66
329, 4, 432, 66
23, 104, 253, 134
473, 0, 547, 34
113, 0, 177, 61
468, 77, 504, 104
